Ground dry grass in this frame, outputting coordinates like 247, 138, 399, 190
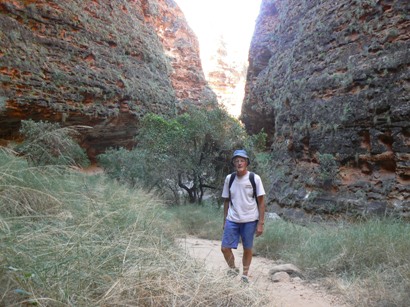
164, 204, 224, 241
254, 218, 410, 306
0, 149, 264, 306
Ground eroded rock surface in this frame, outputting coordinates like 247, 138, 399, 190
0, 0, 215, 159
243, 0, 410, 220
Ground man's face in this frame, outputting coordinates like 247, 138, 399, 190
233, 157, 248, 173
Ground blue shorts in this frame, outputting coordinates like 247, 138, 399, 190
222, 220, 258, 249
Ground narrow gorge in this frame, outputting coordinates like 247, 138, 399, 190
1, 0, 409, 220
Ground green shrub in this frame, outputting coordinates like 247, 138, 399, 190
317, 153, 338, 188
97, 146, 143, 186
16, 119, 90, 167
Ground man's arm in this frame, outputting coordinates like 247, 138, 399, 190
223, 198, 229, 229
256, 195, 265, 237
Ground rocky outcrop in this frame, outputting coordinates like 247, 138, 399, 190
243, 0, 410, 220
0, 0, 216, 159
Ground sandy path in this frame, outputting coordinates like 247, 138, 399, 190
177, 237, 348, 307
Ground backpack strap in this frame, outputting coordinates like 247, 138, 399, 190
228, 172, 236, 206
249, 172, 259, 205
228, 172, 258, 206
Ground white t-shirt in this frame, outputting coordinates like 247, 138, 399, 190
222, 171, 265, 223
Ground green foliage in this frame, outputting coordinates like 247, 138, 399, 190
99, 107, 249, 204
16, 119, 90, 167
317, 153, 338, 187
97, 147, 143, 187
244, 129, 267, 155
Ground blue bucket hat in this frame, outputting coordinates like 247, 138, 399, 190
232, 149, 250, 165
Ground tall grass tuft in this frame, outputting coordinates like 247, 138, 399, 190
0, 149, 263, 306
255, 218, 410, 306
164, 202, 224, 240
16, 119, 90, 167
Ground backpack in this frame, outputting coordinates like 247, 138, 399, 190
228, 172, 258, 206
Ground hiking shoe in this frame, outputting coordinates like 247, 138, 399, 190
227, 268, 239, 277
240, 275, 249, 284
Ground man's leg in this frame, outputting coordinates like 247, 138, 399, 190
221, 220, 240, 270
242, 248, 253, 276
221, 246, 236, 269
240, 221, 258, 278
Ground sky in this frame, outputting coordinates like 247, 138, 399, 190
175, 0, 262, 61
175, 0, 262, 117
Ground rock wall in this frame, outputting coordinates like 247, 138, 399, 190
0, 0, 216, 159
243, 0, 410, 220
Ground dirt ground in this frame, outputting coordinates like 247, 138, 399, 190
177, 237, 349, 307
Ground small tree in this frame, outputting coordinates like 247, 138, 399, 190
139, 107, 248, 203
100, 107, 248, 204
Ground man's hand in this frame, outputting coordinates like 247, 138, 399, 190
256, 222, 264, 237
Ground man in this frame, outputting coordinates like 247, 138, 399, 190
221, 149, 265, 283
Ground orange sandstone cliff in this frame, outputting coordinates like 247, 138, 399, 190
0, 0, 216, 158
